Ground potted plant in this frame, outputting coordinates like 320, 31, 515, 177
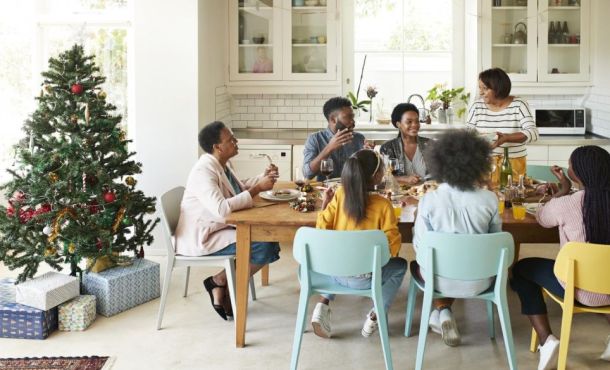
346, 55, 371, 118
426, 84, 471, 123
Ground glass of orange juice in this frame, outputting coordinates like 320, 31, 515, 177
392, 202, 402, 220
497, 192, 505, 215
512, 200, 526, 220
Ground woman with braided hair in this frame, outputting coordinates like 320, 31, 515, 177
511, 145, 610, 370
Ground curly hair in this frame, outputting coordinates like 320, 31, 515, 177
424, 130, 492, 191
323, 96, 352, 121
198, 121, 226, 154
390, 103, 419, 128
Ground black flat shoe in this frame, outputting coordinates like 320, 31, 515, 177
203, 277, 228, 321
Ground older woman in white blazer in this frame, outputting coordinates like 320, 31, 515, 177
175, 121, 280, 321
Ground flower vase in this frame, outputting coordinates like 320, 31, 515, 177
437, 108, 447, 123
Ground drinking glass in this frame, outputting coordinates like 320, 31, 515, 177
512, 200, 526, 220
390, 158, 402, 176
497, 192, 505, 215
320, 159, 334, 186
392, 201, 402, 221
294, 167, 305, 189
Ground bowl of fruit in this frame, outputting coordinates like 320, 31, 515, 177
289, 196, 316, 212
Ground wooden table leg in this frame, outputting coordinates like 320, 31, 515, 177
261, 264, 269, 286
236, 224, 252, 348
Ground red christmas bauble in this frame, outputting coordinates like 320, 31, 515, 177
37, 203, 52, 215
71, 83, 84, 95
103, 191, 116, 203
96, 239, 103, 250
19, 208, 35, 224
10, 191, 26, 205
6, 205, 14, 217
89, 200, 100, 214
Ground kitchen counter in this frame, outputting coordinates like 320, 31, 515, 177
233, 128, 610, 146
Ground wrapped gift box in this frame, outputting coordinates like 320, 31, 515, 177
0, 278, 16, 304
82, 258, 160, 317
0, 302, 57, 339
58, 295, 96, 331
16, 272, 79, 311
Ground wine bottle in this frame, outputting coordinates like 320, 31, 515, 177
562, 21, 569, 44
555, 21, 562, 43
500, 146, 512, 189
549, 21, 555, 44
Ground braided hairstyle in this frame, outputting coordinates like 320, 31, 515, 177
569, 146, 610, 244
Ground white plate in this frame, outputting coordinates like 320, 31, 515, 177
259, 189, 300, 202
524, 203, 541, 215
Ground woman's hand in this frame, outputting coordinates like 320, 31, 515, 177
264, 164, 279, 177
364, 140, 375, 150
321, 186, 335, 210
550, 165, 571, 197
491, 132, 507, 149
396, 175, 421, 186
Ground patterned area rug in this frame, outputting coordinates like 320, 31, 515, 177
0, 356, 113, 370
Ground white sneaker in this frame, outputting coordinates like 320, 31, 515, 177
538, 334, 560, 370
311, 302, 332, 339
439, 308, 461, 347
428, 309, 442, 335
361, 313, 378, 337
601, 335, 610, 361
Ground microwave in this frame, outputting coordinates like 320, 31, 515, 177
534, 108, 586, 135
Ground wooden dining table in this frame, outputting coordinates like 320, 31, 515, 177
226, 183, 559, 348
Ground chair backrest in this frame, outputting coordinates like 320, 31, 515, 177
159, 187, 185, 256
526, 164, 568, 183
293, 227, 390, 277
554, 241, 610, 295
416, 231, 514, 281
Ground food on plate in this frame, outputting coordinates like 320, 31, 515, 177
403, 181, 439, 198
272, 190, 293, 197
289, 196, 316, 212
299, 183, 313, 193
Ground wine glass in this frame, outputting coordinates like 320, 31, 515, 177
320, 159, 334, 186
294, 167, 305, 190
389, 158, 402, 176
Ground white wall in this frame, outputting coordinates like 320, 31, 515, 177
133, 0, 199, 253
585, 0, 610, 137
199, 0, 229, 129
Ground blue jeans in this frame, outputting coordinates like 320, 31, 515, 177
322, 257, 408, 313
510, 257, 565, 315
210, 241, 280, 266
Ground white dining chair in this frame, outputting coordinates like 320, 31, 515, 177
156, 186, 256, 329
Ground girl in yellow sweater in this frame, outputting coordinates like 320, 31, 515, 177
311, 149, 407, 339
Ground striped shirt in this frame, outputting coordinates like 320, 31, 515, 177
536, 191, 610, 307
466, 98, 538, 158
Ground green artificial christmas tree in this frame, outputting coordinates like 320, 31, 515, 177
0, 44, 158, 282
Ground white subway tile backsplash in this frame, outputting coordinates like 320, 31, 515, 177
234, 106, 247, 114
247, 120, 263, 128
232, 121, 247, 128
263, 106, 278, 113
278, 106, 293, 113
292, 106, 308, 113
300, 113, 316, 121
255, 99, 270, 106
247, 106, 262, 113
315, 99, 327, 106
300, 99, 315, 106
240, 99, 254, 106
248, 94, 262, 99
263, 121, 278, 128
241, 113, 255, 121
308, 121, 326, 129
278, 120, 293, 128
270, 99, 285, 106
292, 121, 308, 128
285, 99, 300, 106
307, 106, 321, 114
285, 113, 300, 120
270, 113, 285, 120
255, 113, 270, 121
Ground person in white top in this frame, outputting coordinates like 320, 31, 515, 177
467, 67, 538, 186
511, 145, 610, 370
413, 130, 501, 347
174, 121, 281, 321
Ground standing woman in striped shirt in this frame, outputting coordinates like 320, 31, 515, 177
466, 68, 538, 185
511, 146, 610, 370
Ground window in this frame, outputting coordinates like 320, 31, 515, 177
350, 0, 462, 118
0, 0, 131, 183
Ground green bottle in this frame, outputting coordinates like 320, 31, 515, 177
500, 146, 512, 189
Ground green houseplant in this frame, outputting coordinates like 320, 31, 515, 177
426, 84, 471, 123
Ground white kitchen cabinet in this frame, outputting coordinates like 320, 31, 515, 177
230, 144, 292, 181
292, 144, 305, 181
228, 0, 339, 84
481, 0, 590, 84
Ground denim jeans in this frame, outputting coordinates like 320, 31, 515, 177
510, 257, 565, 315
322, 257, 408, 313
210, 241, 280, 266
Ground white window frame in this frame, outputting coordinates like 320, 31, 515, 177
341, 0, 465, 98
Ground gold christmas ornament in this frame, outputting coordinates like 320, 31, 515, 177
44, 246, 57, 257
97, 90, 107, 99
43, 84, 53, 95
68, 243, 76, 254
70, 114, 78, 124
48, 172, 59, 183
112, 207, 126, 232
125, 176, 136, 186
119, 130, 126, 141
47, 207, 77, 243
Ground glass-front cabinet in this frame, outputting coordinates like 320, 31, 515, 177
482, 0, 589, 83
229, 0, 338, 82
282, 0, 337, 80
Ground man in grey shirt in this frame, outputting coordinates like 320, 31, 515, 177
303, 97, 368, 181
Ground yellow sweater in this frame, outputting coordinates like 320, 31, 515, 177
316, 187, 402, 257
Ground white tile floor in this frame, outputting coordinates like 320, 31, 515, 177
1, 243, 609, 370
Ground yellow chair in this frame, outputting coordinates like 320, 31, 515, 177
529, 242, 610, 370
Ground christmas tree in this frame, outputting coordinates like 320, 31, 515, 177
0, 44, 158, 282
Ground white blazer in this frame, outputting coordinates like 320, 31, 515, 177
174, 153, 263, 256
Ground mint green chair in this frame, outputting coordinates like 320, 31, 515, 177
526, 164, 568, 183
290, 227, 394, 370
404, 232, 517, 370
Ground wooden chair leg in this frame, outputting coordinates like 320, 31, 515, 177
261, 264, 269, 286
